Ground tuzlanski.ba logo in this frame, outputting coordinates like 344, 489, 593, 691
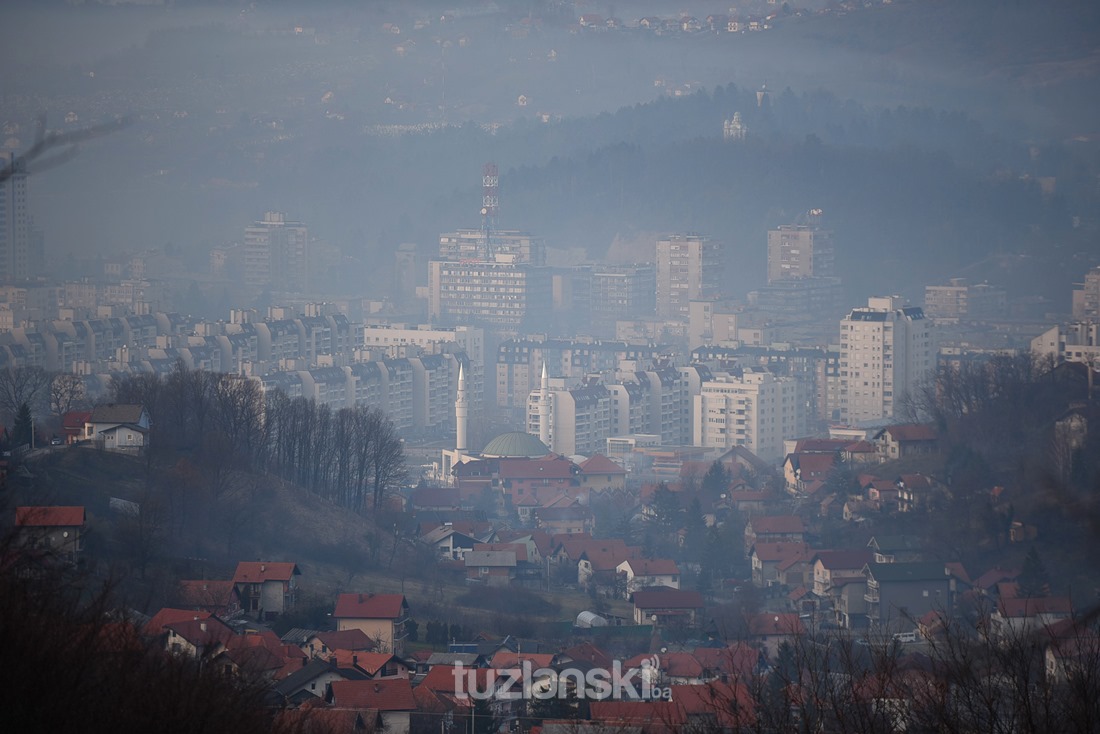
452, 655, 672, 701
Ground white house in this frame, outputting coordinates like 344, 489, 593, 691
85, 403, 150, 450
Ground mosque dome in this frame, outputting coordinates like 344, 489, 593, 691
480, 432, 551, 458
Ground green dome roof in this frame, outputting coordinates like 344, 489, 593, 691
481, 432, 551, 458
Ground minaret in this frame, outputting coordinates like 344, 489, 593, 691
455, 362, 468, 453
538, 361, 551, 448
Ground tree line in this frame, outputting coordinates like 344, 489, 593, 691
106, 362, 407, 513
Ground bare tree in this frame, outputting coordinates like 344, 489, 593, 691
48, 373, 87, 418
0, 366, 52, 422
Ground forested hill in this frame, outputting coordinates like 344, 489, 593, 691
414, 85, 1092, 303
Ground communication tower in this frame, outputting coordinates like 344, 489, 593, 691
481, 162, 498, 260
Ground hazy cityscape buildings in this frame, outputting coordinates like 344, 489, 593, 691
0, 150, 39, 282
243, 212, 310, 294
1072, 266, 1100, 321
924, 278, 1008, 320
838, 296, 935, 423
767, 224, 834, 284
655, 233, 723, 321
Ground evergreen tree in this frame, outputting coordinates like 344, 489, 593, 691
1018, 545, 1050, 597
12, 402, 32, 447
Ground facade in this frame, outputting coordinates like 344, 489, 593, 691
0, 150, 38, 282
333, 593, 411, 654
924, 278, 1007, 320
1031, 322, 1100, 365
495, 337, 667, 412
693, 368, 808, 461
427, 258, 552, 333
526, 374, 612, 457
243, 212, 309, 293
656, 234, 723, 321
437, 229, 546, 266
766, 225, 834, 284
14, 506, 85, 559
1072, 266, 1100, 320
863, 562, 952, 634
839, 296, 935, 423
232, 561, 301, 620
588, 264, 657, 336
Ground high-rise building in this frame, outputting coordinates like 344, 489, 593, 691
693, 368, 808, 461
437, 229, 546, 266
656, 234, 723, 321
924, 278, 1007, 320
1072, 266, 1100, 320
0, 151, 38, 282
243, 212, 309, 293
767, 225, 834, 284
589, 264, 656, 336
839, 296, 935, 423
427, 258, 552, 334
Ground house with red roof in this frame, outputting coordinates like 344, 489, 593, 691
744, 514, 806, 553
747, 613, 806, 659
783, 453, 836, 495
464, 543, 532, 587
535, 503, 594, 535
162, 615, 235, 658
333, 593, 410, 654
577, 454, 627, 493
175, 580, 241, 619
14, 506, 85, 559
232, 561, 300, 620
896, 474, 941, 513
811, 550, 875, 597
84, 403, 149, 451
751, 542, 810, 588
873, 424, 939, 462
631, 587, 704, 626
328, 678, 416, 732
303, 629, 378, 659
990, 596, 1074, 640
617, 558, 680, 596
60, 410, 92, 445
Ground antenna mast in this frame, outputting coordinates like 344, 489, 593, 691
481, 162, 498, 260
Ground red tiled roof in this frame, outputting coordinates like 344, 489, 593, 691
61, 411, 92, 431
329, 679, 416, 711
750, 515, 806, 534
418, 665, 497, 694
410, 487, 463, 508
496, 456, 577, 480
561, 641, 613, 669
792, 453, 836, 477
620, 557, 679, 576
579, 454, 626, 474
233, 561, 300, 584
311, 629, 377, 652
747, 613, 805, 637
671, 682, 756, 727
474, 543, 528, 562
332, 651, 396, 675
793, 438, 850, 453
144, 608, 212, 636
176, 580, 238, 610
751, 542, 810, 563
333, 593, 408, 620
15, 506, 85, 527
631, 588, 703, 610
811, 549, 874, 571
883, 424, 938, 442
692, 644, 759, 678
164, 616, 235, 649
997, 596, 1073, 618
663, 652, 704, 678
490, 651, 554, 669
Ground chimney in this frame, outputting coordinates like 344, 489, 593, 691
200, 622, 207, 632
260, 564, 266, 573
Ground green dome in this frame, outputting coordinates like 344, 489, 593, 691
481, 432, 551, 458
